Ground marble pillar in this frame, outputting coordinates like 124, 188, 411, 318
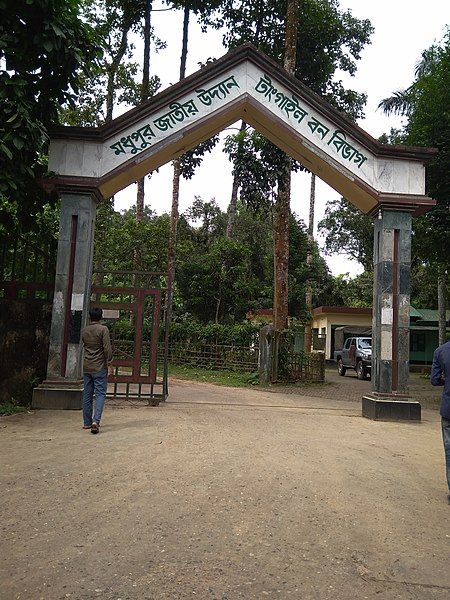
372, 209, 412, 394
363, 208, 421, 420
32, 192, 97, 409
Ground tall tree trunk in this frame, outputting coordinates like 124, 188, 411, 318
226, 175, 240, 240
226, 120, 246, 239
103, 36, 130, 290
136, 0, 152, 225
166, 159, 181, 315
178, 4, 189, 81
105, 26, 130, 123
133, 0, 153, 287
438, 272, 447, 346
273, 0, 299, 331
304, 173, 315, 351
166, 5, 190, 321
284, 0, 299, 74
273, 159, 291, 330
215, 292, 221, 324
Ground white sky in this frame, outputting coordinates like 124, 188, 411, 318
114, 0, 449, 277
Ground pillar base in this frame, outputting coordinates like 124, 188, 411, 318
362, 394, 421, 421
32, 379, 83, 410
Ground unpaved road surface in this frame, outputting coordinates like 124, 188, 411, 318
1, 381, 449, 600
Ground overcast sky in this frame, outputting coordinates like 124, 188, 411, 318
114, 0, 449, 277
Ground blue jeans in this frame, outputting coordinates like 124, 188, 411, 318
83, 368, 107, 427
443, 418, 450, 491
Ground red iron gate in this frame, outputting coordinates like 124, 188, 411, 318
91, 271, 168, 404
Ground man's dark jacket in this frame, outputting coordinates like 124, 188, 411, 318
431, 340, 450, 420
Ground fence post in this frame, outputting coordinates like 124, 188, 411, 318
258, 325, 275, 384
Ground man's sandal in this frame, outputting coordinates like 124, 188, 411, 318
91, 422, 99, 434
82, 425, 92, 429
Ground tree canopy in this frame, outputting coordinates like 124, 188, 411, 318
207, 0, 373, 118
318, 197, 373, 271
219, 0, 374, 234
0, 0, 101, 230
405, 35, 450, 267
318, 30, 450, 310
91, 198, 339, 323
3, 0, 446, 321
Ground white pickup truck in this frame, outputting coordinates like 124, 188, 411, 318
333, 336, 372, 380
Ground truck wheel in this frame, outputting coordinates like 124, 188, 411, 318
356, 361, 367, 380
337, 358, 346, 376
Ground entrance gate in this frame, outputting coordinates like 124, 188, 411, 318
32, 43, 437, 418
91, 271, 168, 404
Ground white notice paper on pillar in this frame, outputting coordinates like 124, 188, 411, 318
381, 307, 393, 325
71, 293, 84, 311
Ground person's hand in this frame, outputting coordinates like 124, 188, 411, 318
108, 364, 114, 376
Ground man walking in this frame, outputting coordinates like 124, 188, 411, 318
81, 307, 113, 434
431, 333, 450, 504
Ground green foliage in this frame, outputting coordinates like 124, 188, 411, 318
406, 34, 450, 268
167, 363, 259, 387
411, 263, 450, 310
182, 196, 226, 243
0, 0, 101, 226
169, 320, 259, 346
325, 271, 373, 308
0, 400, 28, 415
92, 196, 337, 323
93, 203, 170, 273
165, 0, 223, 17
0, 193, 18, 236
218, 1, 373, 219
380, 30, 450, 269
205, 0, 373, 118
176, 235, 258, 322
60, 0, 164, 126
223, 128, 287, 212
111, 317, 259, 346
318, 197, 374, 271
179, 135, 221, 179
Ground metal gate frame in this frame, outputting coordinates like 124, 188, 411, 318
91, 271, 168, 404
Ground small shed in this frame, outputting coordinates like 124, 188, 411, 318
409, 308, 450, 364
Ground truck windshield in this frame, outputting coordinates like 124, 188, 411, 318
358, 338, 372, 349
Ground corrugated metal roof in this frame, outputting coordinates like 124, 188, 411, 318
410, 308, 450, 322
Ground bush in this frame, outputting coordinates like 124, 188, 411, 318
168, 320, 259, 346
111, 318, 260, 347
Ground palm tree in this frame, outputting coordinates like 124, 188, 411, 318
378, 46, 438, 116
379, 45, 448, 345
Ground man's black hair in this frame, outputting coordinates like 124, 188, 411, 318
89, 307, 103, 322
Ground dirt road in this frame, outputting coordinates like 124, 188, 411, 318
1, 381, 449, 599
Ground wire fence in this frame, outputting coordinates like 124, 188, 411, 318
160, 342, 259, 372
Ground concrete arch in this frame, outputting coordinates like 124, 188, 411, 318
35, 44, 437, 418
47, 44, 434, 216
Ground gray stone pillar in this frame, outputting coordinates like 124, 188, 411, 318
372, 209, 411, 394
33, 192, 97, 409
363, 208, 420, 420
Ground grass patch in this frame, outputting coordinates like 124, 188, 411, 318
0, 402, 28, 416
168, 364, 258, 387
167, 364, 328, 390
